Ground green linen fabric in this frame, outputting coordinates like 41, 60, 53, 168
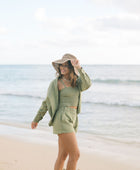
33, 67, 92, 126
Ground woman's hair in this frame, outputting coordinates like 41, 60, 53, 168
56, 60, 78, 87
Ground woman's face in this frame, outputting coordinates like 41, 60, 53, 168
59, 61, 70, 76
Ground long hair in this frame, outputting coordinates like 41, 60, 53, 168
56, 60, 78, 87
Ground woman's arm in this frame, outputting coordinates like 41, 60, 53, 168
71, 59, 92, 91
76, 67, 92, 91
33, 98, 48, 123
31, 98, 48, 129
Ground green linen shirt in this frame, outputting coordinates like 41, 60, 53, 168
33, 67, 92, 126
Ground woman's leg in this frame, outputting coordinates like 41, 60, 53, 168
59, 132, 80, 170
54, 135, 68, 170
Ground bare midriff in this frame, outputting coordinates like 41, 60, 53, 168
69, 106, 77, 109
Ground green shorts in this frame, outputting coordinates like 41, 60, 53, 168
52, 106, 78, 134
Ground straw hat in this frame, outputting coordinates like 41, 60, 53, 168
52, 53, 79, 76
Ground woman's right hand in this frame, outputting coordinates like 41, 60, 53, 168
31, 121, 38, 129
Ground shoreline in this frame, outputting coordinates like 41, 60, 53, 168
0, 123, 140, 154
0, 135, 140, 170
0, 123, 140, 170
1, 121, 140, 145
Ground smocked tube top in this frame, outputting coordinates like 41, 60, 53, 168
59, 86, 79, 108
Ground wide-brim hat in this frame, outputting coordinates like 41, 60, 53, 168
52, 53, 79, 76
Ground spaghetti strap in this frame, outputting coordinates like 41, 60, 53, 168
60, 79, 66, 87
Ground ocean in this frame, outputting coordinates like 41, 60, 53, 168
0, 64, 140, 152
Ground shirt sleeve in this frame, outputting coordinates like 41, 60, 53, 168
33, 98, 48, 123
76, 67, 92, 92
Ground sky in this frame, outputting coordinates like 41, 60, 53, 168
0, 0, 140, 65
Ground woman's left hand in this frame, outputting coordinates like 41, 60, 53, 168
71, 59, 81, 69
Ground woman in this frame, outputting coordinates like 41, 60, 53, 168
31, 53, 92, 170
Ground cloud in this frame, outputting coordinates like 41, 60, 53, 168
114, 0, 140, 14
34, 8, 47, 22
96, 14, 140, 30
35, 8, 140, 34
91, 0, 140, 14
0, 27, 8, 34
34, 8, 140, 49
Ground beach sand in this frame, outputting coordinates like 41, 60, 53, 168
0, 135, 140, 170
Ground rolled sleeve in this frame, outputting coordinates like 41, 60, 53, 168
33, 98, 48, 123
76, 67, 92, 91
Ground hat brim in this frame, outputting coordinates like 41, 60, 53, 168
52, 58, 79, 76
